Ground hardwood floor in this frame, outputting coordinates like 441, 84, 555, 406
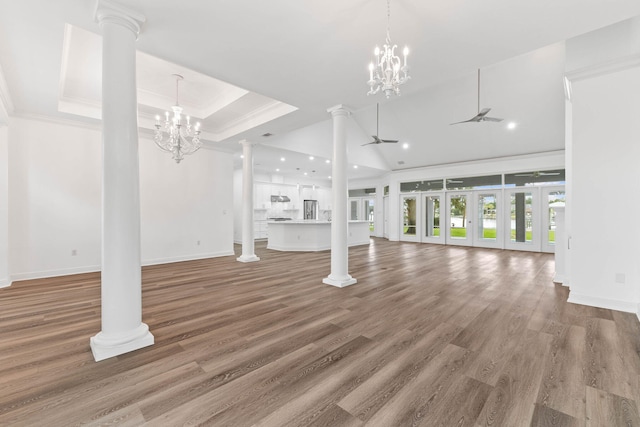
1, 238, 639, 426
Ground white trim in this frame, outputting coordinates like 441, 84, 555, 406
141, 250, 236, 267
9, 251, 236, 282
565, 53, 640, 83
13, 113, 102, 131
0, 279, 12, 289
11, 265, 101, 282
637, 304, 640, 323
567, 292, 638, 314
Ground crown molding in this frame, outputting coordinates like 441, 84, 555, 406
565, 53, 640, 83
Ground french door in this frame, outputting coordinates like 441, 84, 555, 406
445, 191, 501, 249
541, 186, 566, 253
446, 192, 473, 246
504, 188, 540, 252
473, 191, 501, 249
422, 193, 443, 244
398, 185, 563, 252
383, 196, 389, 239
400, 194, 420, 242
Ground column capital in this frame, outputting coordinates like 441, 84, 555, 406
238, 139, 259, 148
327, 104, 352, 117
94, 0, 146, 37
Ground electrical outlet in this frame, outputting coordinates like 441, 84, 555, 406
615, 273, 626, 284
197, 240, 201, 246
71, 249, 77, 256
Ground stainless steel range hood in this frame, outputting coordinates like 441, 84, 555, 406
270, 195, 291, 202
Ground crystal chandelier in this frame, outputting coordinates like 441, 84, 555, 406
367, 0, 410, 98
154, 74, 202, 163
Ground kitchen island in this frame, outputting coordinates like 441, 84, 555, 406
267, 220, 370, 252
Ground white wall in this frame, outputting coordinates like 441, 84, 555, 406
567, 66, 640, 313
565, 16, 640, 316
8, 117, 234, 281
9, 118, 102, 279
0, 125, 9, 287
139, 142, 234, 265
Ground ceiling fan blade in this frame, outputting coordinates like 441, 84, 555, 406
539, 172, 560, 176
478, 107, 491, 116
381, 139, 398, 143
482, 116, 503, 122
514, 174, 534, 177
450, 118, 476, 125
361, 141, 376, 146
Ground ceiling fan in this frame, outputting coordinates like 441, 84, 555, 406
362, 103, 399, 146
450, 69, 503, 125
514, 171, 560, 178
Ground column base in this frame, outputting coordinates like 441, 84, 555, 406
90, 323, 154, 362
323, 274, 357, 288
237, 254, 260, 263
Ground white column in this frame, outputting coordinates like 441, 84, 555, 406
237, 139, 260, 263
323, 105, 357, 288
90, 0, 153, 362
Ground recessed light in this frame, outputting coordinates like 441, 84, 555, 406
280, 157, 286, 162
276, 168, 280, 172
304, 172, 308, 176
507, 122, 517, 130
309, 156, 314, 160
328, 176, 332, 179
240, 154, 244, 158
353, 165, 358, 169
325, 159, 330, 164
402, 143, 409, 149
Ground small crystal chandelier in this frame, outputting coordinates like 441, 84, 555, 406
154, 74, 202, 163
367, 0, 410, 98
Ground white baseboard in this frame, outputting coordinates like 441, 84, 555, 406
0, 278, 12, 288
567, 291, 638, 314
141, 250, 236, 267
553, 273, 566, 284
9, 251, 237, 283
11, 265, 101, 282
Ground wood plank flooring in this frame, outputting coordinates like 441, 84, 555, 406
1, 238, 639, 426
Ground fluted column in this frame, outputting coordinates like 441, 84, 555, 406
237, 139, 260, 263
90, 0, 153, 362
323, 105, 357, 288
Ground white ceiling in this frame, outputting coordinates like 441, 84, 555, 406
1, 0, 640, 180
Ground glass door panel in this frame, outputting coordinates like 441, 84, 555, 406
400, 195, 419, 242
446, 192, 472, 246
422, 193, 443, 244
541, 186, 565, 253
383, 196, 389, 239
365, 199, 375, 235
474, 192, 501, 249
349, 198, 360, 220
504, 188, 540, 251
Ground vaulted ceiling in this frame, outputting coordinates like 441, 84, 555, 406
1, 0, 640, 180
